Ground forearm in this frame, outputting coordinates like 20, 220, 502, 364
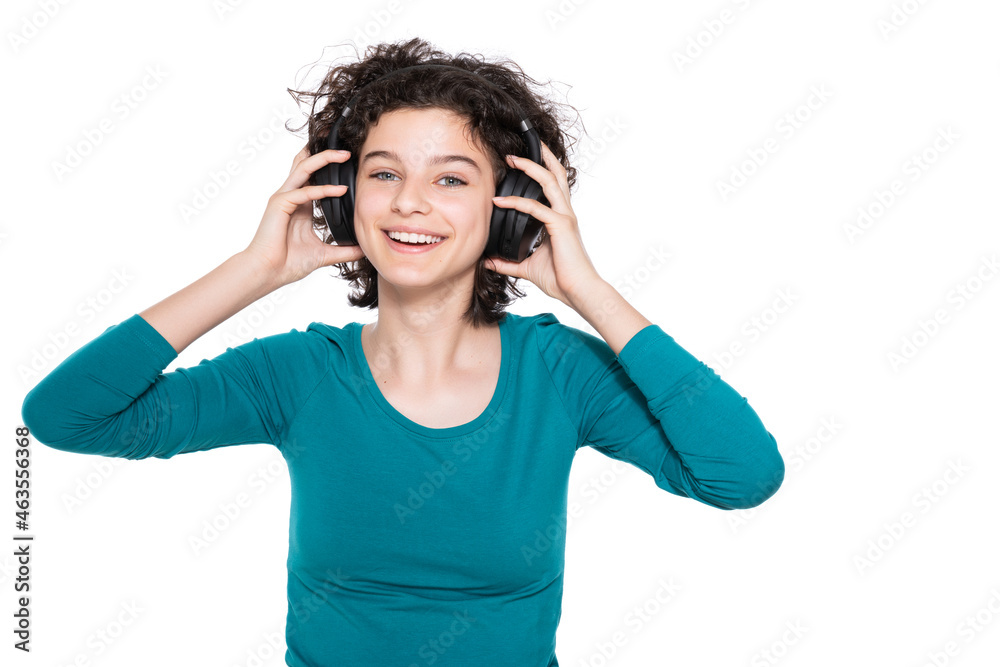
139, 251, 280, 354
615, 328, 784, 509
575, 297, 784, 509
567, 279, 654, 357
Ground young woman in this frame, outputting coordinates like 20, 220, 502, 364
22, 38, 784, 666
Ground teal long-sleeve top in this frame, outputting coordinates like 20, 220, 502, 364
21, 311, 784, 666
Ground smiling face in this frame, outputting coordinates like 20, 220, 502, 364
353, 107, 497, 290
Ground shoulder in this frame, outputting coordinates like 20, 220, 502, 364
298, 320, 361, 365
503, 310, 615, 368
303, 320, 356, 349
226, 320, 360, 370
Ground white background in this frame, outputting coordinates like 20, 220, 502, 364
2, 1, 999, 665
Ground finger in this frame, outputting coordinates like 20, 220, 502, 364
288, 144, 318, 176
291, 144, 310, 167
538, 141, 569, 183
483, 254, 523, 280
273, 184, 347, 215
492, 194, 566, 234
506, 154, 572, 216
535, 141, 570, 203
280, 149, 352, 193
323, 243, 366, 266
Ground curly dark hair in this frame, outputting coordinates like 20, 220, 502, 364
285, 37, 583, 328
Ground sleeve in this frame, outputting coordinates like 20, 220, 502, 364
537, 315, 784, 510
20, 314, 329, 460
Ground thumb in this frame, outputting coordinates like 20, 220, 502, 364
484, 255, 521, 279
323, 243, 366, 267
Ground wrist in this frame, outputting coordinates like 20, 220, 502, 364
565, 275, 613, 313
234, 249, 289, 295
568, 280, 654, 357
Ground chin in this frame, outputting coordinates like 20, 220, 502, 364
376, 257, 480, 289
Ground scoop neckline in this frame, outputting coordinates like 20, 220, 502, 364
351, 316, 512, 438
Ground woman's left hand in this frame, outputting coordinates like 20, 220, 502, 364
485, 141, 604, 308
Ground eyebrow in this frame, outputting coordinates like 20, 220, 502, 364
360, 149, 482, 174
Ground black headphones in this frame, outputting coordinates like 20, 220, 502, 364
312, 63, 548, 263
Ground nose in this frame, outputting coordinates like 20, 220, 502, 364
390, 174, 432, 216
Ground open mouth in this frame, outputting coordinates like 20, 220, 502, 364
383, 230, 446, 248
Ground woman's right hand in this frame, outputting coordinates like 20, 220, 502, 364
243, 146, 366, 287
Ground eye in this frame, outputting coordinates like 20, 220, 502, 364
369, 172, 467, 187
437, 175, 467, 187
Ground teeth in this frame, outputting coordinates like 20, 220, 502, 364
387, 230, 444, 245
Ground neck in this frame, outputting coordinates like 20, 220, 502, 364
362, 270, 498, 382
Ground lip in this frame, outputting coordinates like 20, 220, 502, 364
383, 225, 447, 237
383, 229, 446, 254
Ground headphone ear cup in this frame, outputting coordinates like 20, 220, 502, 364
313, 163, 330, 233
317, 157, 358, 246
488, 171, 546, 263
487, 171, 520, 260
337, 158, 358, 245
510, 173, 547, 262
